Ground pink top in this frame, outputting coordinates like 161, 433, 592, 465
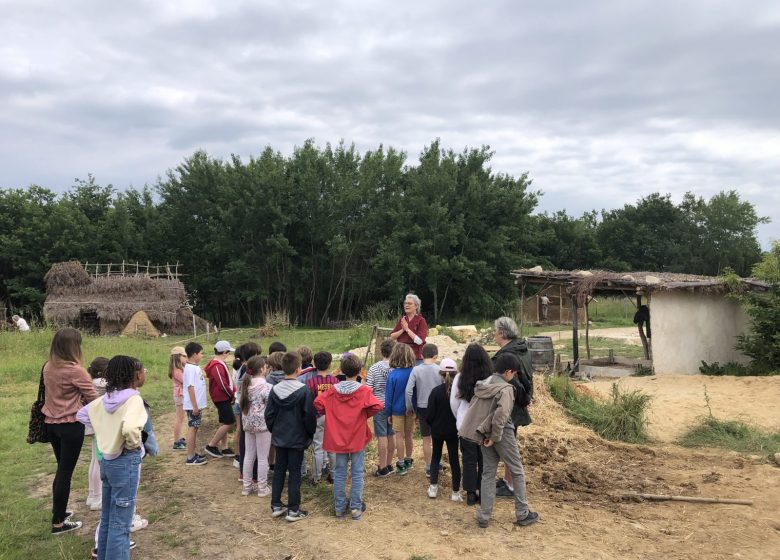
42, 361, 98, 424
172, 367, 184, 399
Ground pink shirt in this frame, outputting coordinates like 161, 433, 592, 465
392, 314, 428, 360
42, 361, 98, 424
171, 367, 184, 399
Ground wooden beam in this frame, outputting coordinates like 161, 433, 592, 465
584, 298, 591, 360
571, 294, 579, 372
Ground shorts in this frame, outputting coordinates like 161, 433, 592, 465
392, 413, 415, 433
186, 410, 202, 428
416, 407, 432, 437
173, 395, 183, 407
215, 400, 236, 425
373, 409, 395, 437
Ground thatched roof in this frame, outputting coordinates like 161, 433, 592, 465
512, 267, 770, 302
43, 261, 200, 329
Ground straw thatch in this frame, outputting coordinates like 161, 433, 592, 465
121, 311, 161, 337
43, 261, 208, 335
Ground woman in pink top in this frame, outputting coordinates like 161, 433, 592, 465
168, 346, 187, 450
42, 327, 98, 535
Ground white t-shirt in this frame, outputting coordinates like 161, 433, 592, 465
182, 363, 208, 411
15, 317, 30, 331
540, 296, 550, 305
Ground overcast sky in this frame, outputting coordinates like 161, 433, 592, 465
2, 0, 779, 245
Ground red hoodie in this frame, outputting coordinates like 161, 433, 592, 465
204, 358, 235, 403
314, 381, 383, 453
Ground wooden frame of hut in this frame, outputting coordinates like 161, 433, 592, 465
43, 261, 208, 336
511, 268, 769, 375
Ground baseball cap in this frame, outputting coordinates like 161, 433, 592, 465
215, 340, 235, 353
439, 358, 458, 372
170, 346, 186, 356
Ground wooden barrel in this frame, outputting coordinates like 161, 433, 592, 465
526, 336, 554, 369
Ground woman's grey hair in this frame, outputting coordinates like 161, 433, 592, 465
494, 316, 518, 340
404, 293, 421, 311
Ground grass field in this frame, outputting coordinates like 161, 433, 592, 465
0, 326, 368, 560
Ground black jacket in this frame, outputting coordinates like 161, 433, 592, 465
492, 337, 534, 427
425, 384, 458, 439
264, 379, 317, 449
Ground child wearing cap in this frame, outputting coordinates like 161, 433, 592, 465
314, 354, 383, 520
168, 346, 187, 450
424, 358, 462, 501
204, 340, 237, 458
404, 343, 443, 477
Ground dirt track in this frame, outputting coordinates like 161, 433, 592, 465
52, 375, 780, 560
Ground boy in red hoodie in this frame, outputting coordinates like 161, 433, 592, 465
204, 340, 236, 458
314, 354, 382, 521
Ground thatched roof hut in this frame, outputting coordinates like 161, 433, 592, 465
43, 261, 208, 335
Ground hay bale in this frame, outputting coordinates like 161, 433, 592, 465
121, 310, 160, 337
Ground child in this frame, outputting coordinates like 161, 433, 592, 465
314, 354, 383, 520
365, 338, 397, 477
264, 352, 317, 521
266, 351, 286, 385
182, 342, 208, 466
405, 343, 443, 477
297, 346, 316, 377
459, 353, 538, 529
304, 351, 338, 483
169, 346, 187, 450
204, 340, 237, 458
384, 343, 417, 475
235, 343, 261, 480
86, 357, 109, 511
425, 358, 462, 501
239, 356, 272, 496
77, 356, 148, 560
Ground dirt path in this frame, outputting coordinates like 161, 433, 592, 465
537, 326, 642, 343
590, 375, 780, 442
62, 377, 779, 560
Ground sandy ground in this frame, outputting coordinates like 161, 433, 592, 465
42, 374, 780, 560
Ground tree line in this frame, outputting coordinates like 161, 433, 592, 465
0, 140, 769, 326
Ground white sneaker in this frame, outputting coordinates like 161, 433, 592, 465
427, 484, 438, 498
86, 497, 102, 511
130, 514, 148, 532
451, 491, 463, 502
233, 458, 240, 469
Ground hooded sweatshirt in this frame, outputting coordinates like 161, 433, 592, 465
264, 378, 317, 448
458, 374, 515, 445
77, 388, 147, 460
314, 380, 383, 453
492, 337, 534, 427
267, 369, 286, 386
204, 358, 235, 403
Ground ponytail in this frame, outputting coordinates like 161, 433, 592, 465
240, 356, 267, 415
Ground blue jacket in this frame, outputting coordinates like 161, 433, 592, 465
385, 367, 413, 416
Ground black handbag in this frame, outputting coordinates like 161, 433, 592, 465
26, 364, 49, 444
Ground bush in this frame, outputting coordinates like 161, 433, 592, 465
678, 417, 780, 458
546, 376, 651, 443
698, 361, 769, 376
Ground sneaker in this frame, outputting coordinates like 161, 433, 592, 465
335, 511, 346, 520
451, 491, 463, 502
186, 455, 208, 466
233, 458, 240, 468
285, 509, 309, 522
404, 457, 414, 469
477, 518, 489, 529
257, 487, 270, 498
496, 485, 514, 498
351, 502, 366, 521
52, 520, 81, 535
496, 478, 507, 489
427, 484, 438, 498
321, 464, 331, 479
515, 511, 540, 527
64, 510, 73, 520
425, 465, 431, 478
173, 441, 187, 450
221, 448, 236, 457
130, 514, 148, 532
466, 492, 479, 506
396, 463, 408, 476
195, 453, 207, 461
129, 540, 137, 550
241, 487, 252, 496
378, 465, 394, 477
271, 505, 288, 518
91, 548, 97, 559
373, 467, 384, 477
205, 445, 223, 458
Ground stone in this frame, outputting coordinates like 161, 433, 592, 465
577, 270, 593, 276
428, 327, 439, 336
773, 453, 780, 466
645, 275, 661, 284
530, 265, 543, 272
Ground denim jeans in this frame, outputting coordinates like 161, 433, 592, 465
97, 449, 141, 560
271, 447, 304, 512
333, 450, 366, 514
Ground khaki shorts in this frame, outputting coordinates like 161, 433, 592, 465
392, 413, 415, 433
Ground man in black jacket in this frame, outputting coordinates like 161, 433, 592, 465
265, 352, 317, 522
491, 316, 534, 497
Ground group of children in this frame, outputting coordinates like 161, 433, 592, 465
171, 330, 538, 529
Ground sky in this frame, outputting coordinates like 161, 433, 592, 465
2, 0, 779, 246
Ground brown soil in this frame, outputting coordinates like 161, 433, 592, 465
54, 377, 780, 560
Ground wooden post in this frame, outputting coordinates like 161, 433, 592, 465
571, 294, 579, 372
519, 281, 526, 337
584, 297, 591, 360
559, 285, 563, 325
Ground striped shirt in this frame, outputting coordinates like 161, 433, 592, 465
366, 360, 391, 404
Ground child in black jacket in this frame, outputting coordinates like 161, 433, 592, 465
424, 358, 462, 501
265, 352, 317, 522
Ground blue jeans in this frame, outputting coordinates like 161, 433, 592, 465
333, 450, 365, 514
97, 450, 141, 560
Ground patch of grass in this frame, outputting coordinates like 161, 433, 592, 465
678, 417, 780, 458
699, 361, 776, 377
547, 376, 651, 443
409, 555, 434, 560
159, 531, 188, 549
632, 364, 654, 377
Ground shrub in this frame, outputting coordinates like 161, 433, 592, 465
698, 361, 765, 376
679, 417, 780, 458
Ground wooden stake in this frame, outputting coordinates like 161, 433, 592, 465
571, 294, 579, 372
624, 493, 753, 506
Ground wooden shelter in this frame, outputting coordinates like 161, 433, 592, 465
511, 268, 769, 375
43, 261, 208, 335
